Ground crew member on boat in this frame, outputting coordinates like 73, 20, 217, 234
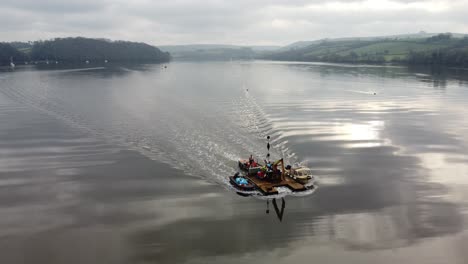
250, 155, 260, 168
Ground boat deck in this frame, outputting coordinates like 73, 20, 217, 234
245, 174, 307, 195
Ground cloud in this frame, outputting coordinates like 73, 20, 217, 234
1, 0, 106, 13
0, 0, 467, 45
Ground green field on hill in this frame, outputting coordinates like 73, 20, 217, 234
265, 34, 468, 65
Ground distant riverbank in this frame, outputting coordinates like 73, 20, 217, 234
1, 37, 170, 66
4, 33, 468, 67
262, 34, 468, 67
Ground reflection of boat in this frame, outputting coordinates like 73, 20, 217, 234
267, 198, 286, 222
229, 173, 256, 191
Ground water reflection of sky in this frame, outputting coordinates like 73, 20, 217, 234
246, 62, 468, 251
1, 62, 468, 264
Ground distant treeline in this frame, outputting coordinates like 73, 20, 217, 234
400, 34, 468, 66
407, 37, 468, 66
167, 47, 256, 61
263, 34, 468, 67
0, 37, 171, 66
407, 49, 468, 66
0, 43, 27, 65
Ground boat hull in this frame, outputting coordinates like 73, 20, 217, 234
229, 176, 256, 191
292, 176, 312, 184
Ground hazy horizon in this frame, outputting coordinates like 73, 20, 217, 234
1, 0, 467, 46
3, 31, 466, 49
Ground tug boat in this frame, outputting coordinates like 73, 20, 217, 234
238, 158, 262, 176
229, 172, 256, 191
287, 167, 313, 184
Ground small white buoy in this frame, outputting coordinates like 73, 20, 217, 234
55, 61, 59, 64
85, 60, 90, 64
104, 60, 108, 63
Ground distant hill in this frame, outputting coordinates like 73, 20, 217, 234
248, 46, 280, 52
264, 33, 468, 66
160, 44, 279, 60
31, 37, 170, 63
280, 40, 321, 51
160, 44, 240, 53
279, 32, 468, 51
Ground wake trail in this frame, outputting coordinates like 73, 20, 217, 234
233, 89, 298, 165
0, 75, 244, 184
0, 73, 311, 197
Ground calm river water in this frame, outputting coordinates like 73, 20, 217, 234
0, 61, 467, 264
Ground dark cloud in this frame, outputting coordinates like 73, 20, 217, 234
0, 0, 466, 45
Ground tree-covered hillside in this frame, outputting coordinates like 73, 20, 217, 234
159, 44, 279, 61
264, 34, 468, 66
31, 37, 171, 63
0, 43, 27, 65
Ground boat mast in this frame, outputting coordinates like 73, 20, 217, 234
266, 135, 270, 161
267, 135, 286, 181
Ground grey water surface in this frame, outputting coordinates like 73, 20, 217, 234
0, 61, 467, 264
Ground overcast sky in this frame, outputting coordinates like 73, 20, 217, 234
1, 0, 467, 46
